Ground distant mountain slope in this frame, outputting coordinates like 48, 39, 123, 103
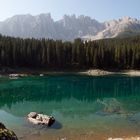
82, 17, 140, 40
0, 14, 140, 41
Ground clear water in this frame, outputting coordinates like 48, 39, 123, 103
0, 75, 140, 139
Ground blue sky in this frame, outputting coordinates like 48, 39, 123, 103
0, 0, 139, 21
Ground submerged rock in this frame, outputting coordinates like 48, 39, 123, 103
0, 122, 18, 140
97, 98, 124, 115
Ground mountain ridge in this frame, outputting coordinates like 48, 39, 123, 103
0, 13, 140, 41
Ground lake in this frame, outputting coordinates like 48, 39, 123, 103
0, 75, 140, 140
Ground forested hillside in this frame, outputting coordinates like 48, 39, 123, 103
0, 34, 140, 70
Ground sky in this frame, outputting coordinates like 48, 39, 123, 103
0, 0, 139, 22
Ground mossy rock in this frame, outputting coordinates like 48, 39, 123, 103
0, 123, 18, 140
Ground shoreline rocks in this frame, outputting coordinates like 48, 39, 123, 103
0, 122, 18, 140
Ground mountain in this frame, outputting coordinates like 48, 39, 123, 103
0, 14, 56, 39
84, 16, 140, 40
0, 14, 140, 41
0, 13, 104, 41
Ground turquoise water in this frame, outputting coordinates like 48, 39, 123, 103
0, 75, 140, 138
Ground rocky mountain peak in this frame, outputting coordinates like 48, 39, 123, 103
0, 14, 139, 41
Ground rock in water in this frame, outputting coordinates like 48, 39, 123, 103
27, 112, 55, 127
27, 112, 38, 118
0, 122, 18, 140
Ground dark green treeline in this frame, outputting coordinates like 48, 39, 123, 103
0, 34, 140, 69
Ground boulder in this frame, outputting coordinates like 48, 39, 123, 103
0, 122, 18, 140
27, 112, 38, 118
27, 112, 55, 127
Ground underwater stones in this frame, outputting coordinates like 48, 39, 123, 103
97, 98, 123, 115
0, 122, 18, 140
104, 106, 121, 114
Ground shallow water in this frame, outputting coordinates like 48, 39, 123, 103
0, 75, 140, 139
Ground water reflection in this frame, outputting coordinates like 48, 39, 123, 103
0, 75, 140, 107
0, 75, 140, 132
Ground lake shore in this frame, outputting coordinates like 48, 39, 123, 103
23, 136, 140, 140
80, 69, 140, 76
21, 129, 140, 140
108, 137, 140, 140
1, 68, 140, 76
